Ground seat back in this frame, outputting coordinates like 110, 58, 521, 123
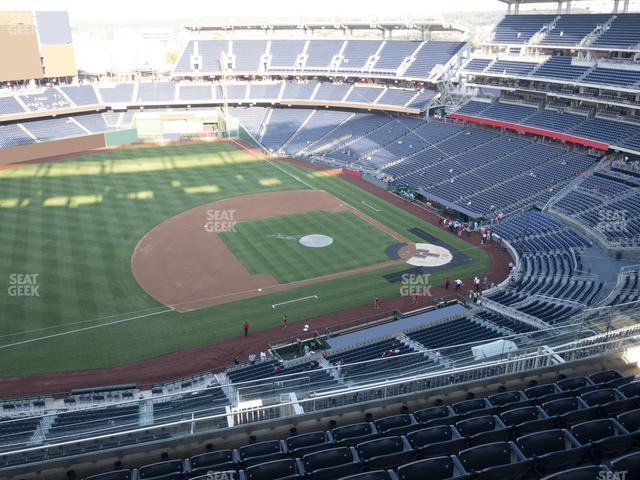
413, 405, 451, 423
456, 415, 497, 436
525, 384, 557, 399
86, 471, 133, 480
406, 425, 454, 448
540, 465, 610, 480
339, 471, 394, 480
190, 450, 234, 469
489, 391, 522, 406
375, 414, 412, 432
458, 441, 513, 470
239, 440, 282, 459
286, 431, 326, 450
138, 460, 183, 478
617, 408, 640, 432
516, 429, 568, 456
610, 451, 640, 477
557, 377, 591, 392
589, 370, 623, 385
397, 456, 456, 480
620, 380, 640, 398
303, 446, 353, 471
244, 459, 298, 480
542, 397, 580, 416
453, 398, 488, 415
332, 422, 373, 441
501, 406, 540, 426
580, 389, 617, 407
356, 436, 403, 459
571, 419, 617, 444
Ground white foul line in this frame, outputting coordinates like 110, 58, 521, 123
361, 201, 382, 212
272, 295, 319, 309
229, 139, 317, 190
0, 308, 173, 350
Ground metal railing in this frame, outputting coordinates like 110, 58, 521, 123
0, 300, 638, 462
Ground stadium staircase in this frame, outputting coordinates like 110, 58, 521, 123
296, 112, 356, 155
528, 16, 561, 46
279, 110, 316, 153
481, 297, 551, 331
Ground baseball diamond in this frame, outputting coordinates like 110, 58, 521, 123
1, 6, 640, 480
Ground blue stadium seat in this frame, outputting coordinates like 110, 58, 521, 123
457, 441, 532, 480
85, 470, 134, 480
405, 425, 468, 457
330, 422, 378, 446
243, 458, 302, 480
285, 431, 333, 456
301, 447, 361, 480
189, 449, 237, 476
515, 429, 588, 475
570, 419, 635, 460
397, 456, 470, 480
355, 436, 414, 469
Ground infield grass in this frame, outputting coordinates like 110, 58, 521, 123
0, 142, 490, 377
220, 210, 398, 283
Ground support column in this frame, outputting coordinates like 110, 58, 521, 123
623, 0, 630, 13
613, 0, 620, 13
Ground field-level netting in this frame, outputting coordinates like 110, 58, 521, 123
0, 142, 489, 376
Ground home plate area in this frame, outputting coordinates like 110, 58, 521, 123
406, 243, 453, 267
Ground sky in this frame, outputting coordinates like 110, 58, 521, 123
2, 0, 638, 23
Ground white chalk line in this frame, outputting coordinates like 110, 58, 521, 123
272, 295, 319, 309
361, 200, 382, 212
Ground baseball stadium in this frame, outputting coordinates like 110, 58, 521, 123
0, 1, 640, 479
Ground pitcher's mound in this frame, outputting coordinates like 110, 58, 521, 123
299, 234, 334, 248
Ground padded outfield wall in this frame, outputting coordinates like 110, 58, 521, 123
0, 129, 138, 165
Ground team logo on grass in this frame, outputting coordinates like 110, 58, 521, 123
268, 233, 301, 241
8, 273, 40, 297
205, 209, 237, 233
399, 273, 432, 297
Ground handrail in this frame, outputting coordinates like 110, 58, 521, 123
2, 321, 640, 459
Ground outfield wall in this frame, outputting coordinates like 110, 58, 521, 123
0, 129, 139, 165
0, 134, 105, 165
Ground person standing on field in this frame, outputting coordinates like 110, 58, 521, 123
282, 315, 288, 329
243, 320, 249, 337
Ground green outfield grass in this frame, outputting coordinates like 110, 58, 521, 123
219, 210, 398, 283
0, 142, 490, 377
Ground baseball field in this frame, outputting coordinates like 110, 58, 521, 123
0, 140, 490, 378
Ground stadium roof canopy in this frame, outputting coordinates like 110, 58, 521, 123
185, 17, 465, 35
497, 0, 632, 14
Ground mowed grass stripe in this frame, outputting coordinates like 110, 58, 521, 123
0, 143, 489, 376
220, 211, 397, 283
